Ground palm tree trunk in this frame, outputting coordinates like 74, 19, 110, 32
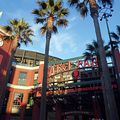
96, 56, 102, 75
12, 34, 19, 51
89, 0, 119, 120
105, 17, 120, 94
40, 30, 51, 120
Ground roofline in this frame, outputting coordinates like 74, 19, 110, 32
0, 26, 11, 36
16, 48, 62, 60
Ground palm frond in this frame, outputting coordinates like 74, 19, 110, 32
2, 25, 13, 33
55, 0, 62, 7
37, 1, 47, 9
48, 0, 54, 7
117, 25, 120, 36
40, 26, 47, 35
86, 44, 95, 52
54, 6, 59, 12
54, 0, 61, 12
68, 0, 79, 6
33, 0, 68, 35
2, 35, 15, 41
35, 18, 46, 24
77, 2, 88, 17
17, 43, 21, 47
56, 19, 68, 27
32, 9, 39, 15
3, 18, 34, 49
9, 19, 19, 26
104, 44, 110, 51
53, 25, 58, 34
111, 32, 119, 40
22, 29, 34, 37
98, 0, 112, 7
92, 40, 98, 48
109, 40, 120, 46
83, 52, 92, 60
32, 9, 46, 17
106, 50, 111, 57
20, 37, 33, 46
58, 8, 69, 17
84, 40, 110, 60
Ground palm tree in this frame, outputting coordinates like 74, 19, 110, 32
111, 25, 120, 48
2, 19, 34, 52
83, 40, 111, 71
0, 19, 34, 114
32, 0, 68, 120
68, 0, 119, 120
83, 40, 111, 78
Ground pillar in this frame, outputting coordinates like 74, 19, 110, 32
5, 91, 15, 120
19, 92, 28, 120
55, 102, 62, 120
32, 99, 40, 120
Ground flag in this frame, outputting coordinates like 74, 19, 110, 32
0, 11, 3, 17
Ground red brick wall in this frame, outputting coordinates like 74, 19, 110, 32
0, 33, 13, 111
6, 64, 44, 120
0, 36, 12, 81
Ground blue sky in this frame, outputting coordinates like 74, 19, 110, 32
0, 0, 120, 59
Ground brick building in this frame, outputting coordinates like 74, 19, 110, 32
0, 27, 120, 120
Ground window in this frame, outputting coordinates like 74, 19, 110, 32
34, 72, 38, 85
35, 60, 39, 65
12, 93, 23, 114
18, 72, 27, 85
26, 93, 34, 109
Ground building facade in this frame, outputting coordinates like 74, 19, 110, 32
0, 28, 120, 120
2, 48, 120, 120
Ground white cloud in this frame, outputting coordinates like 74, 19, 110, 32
66, 16, 78, 30
0, 11, 3, 17
49, 32, 78, 58
70, 16, 77, 22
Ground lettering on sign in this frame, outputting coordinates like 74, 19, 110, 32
48, 57, 98, 77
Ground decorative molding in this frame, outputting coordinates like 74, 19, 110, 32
7, 83, 42, 90
12, 64, 40, 70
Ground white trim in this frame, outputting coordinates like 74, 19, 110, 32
39, 61, 44, 64
12, 61, 44, 70
7, 83, 42, 90
12, 64, 40, 70
0, 39, 3, 46
0, 27, 11, 36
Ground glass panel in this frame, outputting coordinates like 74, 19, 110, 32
34, 72, 38, 85
18, 72, 27, 85
11, 93, 23, 114
26, 94, 34, 109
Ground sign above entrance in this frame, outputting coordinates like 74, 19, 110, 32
48, 57, 98, 77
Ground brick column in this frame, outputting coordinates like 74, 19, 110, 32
55, 102, 62, 120
20, 92, 28, 120
5, 90, 15, 120
32, 99, 40, 120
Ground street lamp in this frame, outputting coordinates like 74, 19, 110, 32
99, 6, 120, 95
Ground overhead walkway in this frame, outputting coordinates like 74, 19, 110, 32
31, 78, 117, 97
